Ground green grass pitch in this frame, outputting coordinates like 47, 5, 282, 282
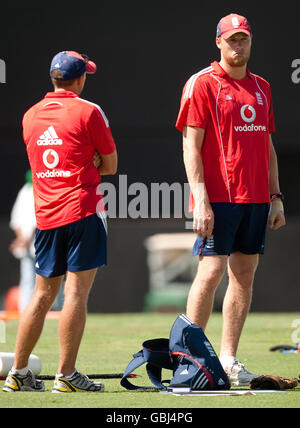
0, 312, 300, 408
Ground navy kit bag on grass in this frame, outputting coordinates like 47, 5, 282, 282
121, 314, 230, 391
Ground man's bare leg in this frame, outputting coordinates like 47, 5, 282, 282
186, 255, 227, 330
57, 268, 97, 377
13, 274, 63, 370
220, 252, 259, 358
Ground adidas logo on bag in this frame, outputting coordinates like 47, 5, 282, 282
37, 126, 63, 146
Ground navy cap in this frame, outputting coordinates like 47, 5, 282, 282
50, 51, 97, 80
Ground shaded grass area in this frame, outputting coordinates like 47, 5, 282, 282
0, 312, 300, 408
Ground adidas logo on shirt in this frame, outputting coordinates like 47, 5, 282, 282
37, 126, 63, 146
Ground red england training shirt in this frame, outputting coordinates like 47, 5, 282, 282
23, 90, 116, 230
176, 61, 275, 208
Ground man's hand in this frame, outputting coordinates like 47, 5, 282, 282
93, 152, 102, 169
9, 236, 30, 252
268, 199, 286, 230
193, 201, 215, 238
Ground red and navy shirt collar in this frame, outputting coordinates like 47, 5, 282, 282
44, 90, 79, 98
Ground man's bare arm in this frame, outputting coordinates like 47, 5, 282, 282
183, 126, 214, 238
268, 135, 286, 230
94, 150, 118, 175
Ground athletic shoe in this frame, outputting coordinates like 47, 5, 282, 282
52, 370, 105, 393
222, 359, 259, 386
2, 369, 45, 392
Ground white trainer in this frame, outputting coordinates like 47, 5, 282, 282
222, 359, 259, 386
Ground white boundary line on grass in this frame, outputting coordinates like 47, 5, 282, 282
161, 389, 286, 397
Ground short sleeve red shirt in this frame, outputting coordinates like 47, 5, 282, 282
176, 62, 275, 207
23, 90, 116, 230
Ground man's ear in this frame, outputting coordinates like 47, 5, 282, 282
216, 37, 221, 50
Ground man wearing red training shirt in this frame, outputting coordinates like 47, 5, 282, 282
3, 51, 117, 393
176, 14, 285, 385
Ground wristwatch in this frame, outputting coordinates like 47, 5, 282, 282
270, 192, 284, 201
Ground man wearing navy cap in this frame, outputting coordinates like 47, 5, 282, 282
3, 51, 117, 393
176, 14, 285, 386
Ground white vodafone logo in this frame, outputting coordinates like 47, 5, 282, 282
43, 149, 59, 169
235, 104, 266, 132
240, 105, 256, 123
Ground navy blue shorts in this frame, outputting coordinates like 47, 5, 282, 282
35, 213, 107, 278
193, 203, 269, 256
